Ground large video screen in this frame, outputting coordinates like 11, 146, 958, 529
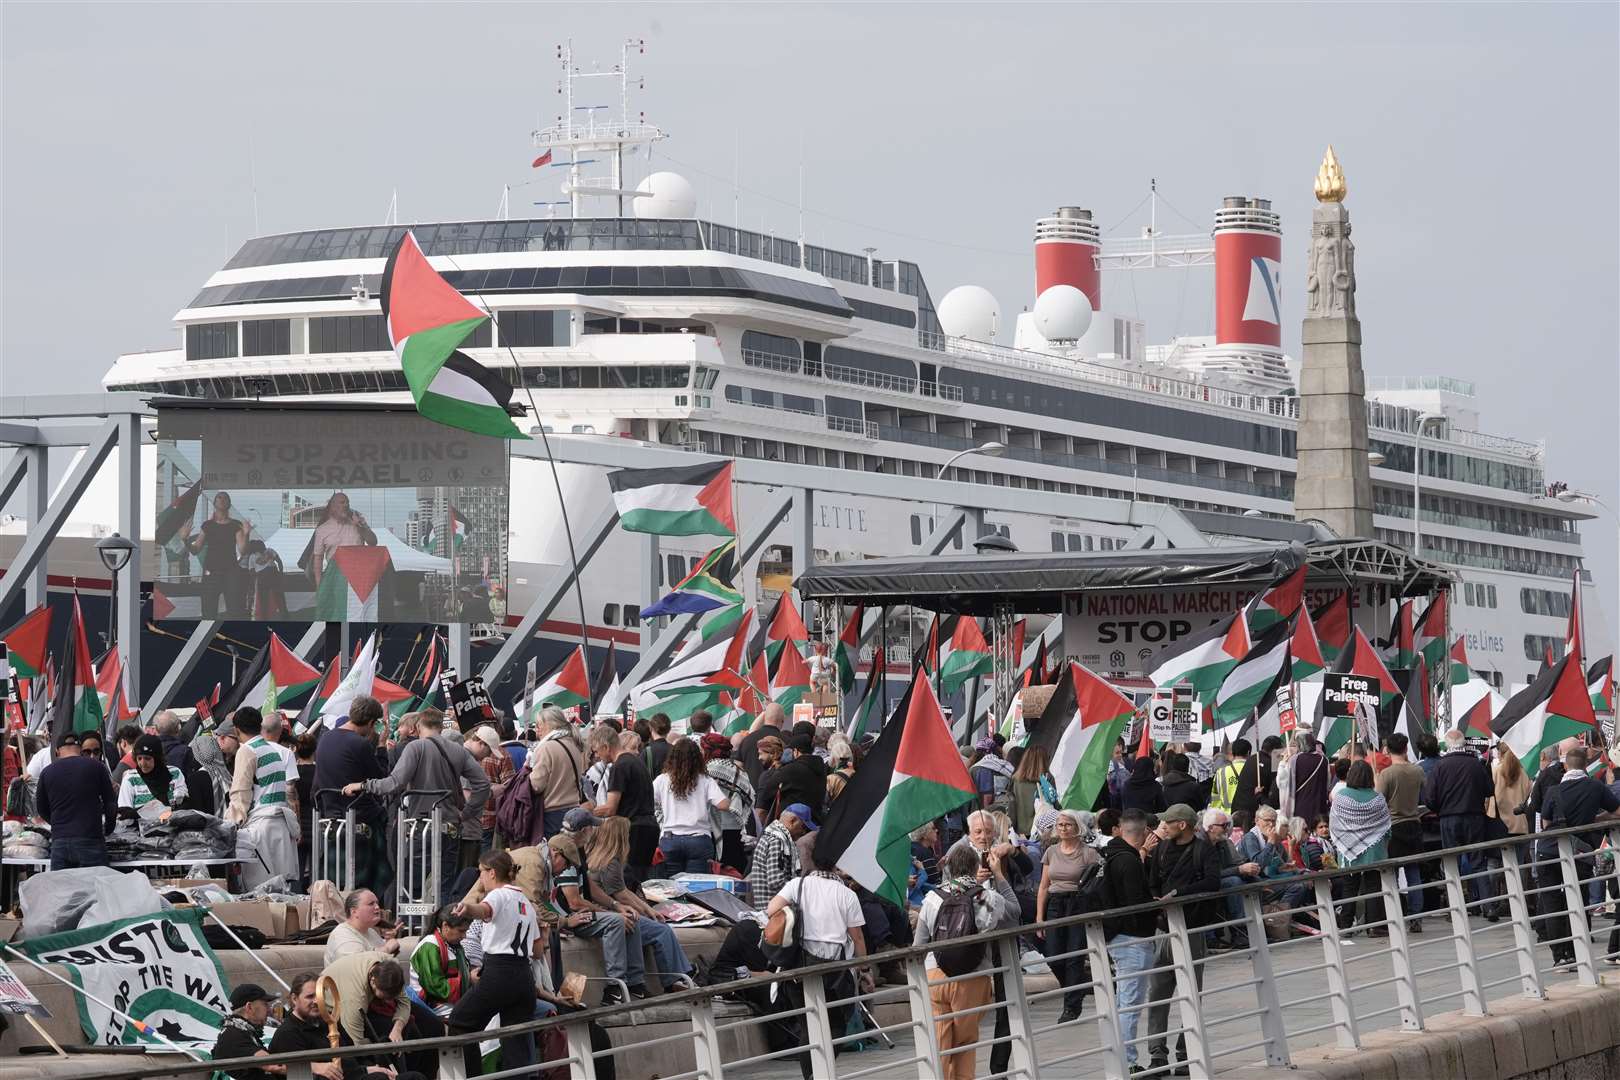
153, 403, 509, 624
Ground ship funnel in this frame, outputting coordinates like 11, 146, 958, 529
1034, 206, 1101, 310
1213, 196, 1282, 350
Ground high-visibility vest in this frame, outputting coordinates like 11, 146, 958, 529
1211, 761, 1243, 812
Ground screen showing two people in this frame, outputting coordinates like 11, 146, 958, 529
153, 405, 510, 624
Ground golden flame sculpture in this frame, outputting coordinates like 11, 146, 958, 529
1315, 146, 1347, 202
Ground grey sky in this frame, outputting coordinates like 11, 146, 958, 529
4, 3, 1616, 617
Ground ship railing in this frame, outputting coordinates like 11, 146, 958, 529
827, 414, 880, 440
914, 330, 1544, 463
1374, 503, 1579, 543
738, 348, 964, 404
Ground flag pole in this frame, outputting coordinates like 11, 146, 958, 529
2, 945, 206, 1061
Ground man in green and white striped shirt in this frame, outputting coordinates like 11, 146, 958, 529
227, 706, 301, 889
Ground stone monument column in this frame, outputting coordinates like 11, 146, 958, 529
1293, 146, 1375, 538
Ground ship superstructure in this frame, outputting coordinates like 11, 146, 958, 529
87, 44, 1600, 689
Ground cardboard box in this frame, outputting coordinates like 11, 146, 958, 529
202, 899, 304, 939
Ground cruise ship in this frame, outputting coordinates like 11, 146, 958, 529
41, 46, 1601, 702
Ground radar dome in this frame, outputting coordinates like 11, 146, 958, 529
938, 285, 1001, 343
1033, 284, 1093, 342
632, 171, 697, 220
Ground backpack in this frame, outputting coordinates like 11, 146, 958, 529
494, 762, 538, 845
1076, 859, 1111, 913
931, 885, 986, 977
761, 878, 804, 969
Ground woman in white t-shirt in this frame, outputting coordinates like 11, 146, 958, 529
652, 738, 730, 874
449, 850, 541, 1075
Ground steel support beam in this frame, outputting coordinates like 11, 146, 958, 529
448, 624, 472, 687
141, 620, 222, 725
480, 503, 620, 693
22, 447, 49, 612
0, 447, 31, 507
641, 532, 660, 651
117, 413, 142, 702
603, 489, 795, 715
792, 486, 815, 629
0, 418, 120, 619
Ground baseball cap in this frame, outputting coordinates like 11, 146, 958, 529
55, 732, 80, 749
230, 983, 274, 1009
783, 803, 819, 830
1160, 803, 1197, 824
562, 807, 606, 834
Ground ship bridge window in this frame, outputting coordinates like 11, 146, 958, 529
846, 297, 917, 328
242, 318, 294, 357
741, 331, 802, 371
1520, 587, 1571, 618
186, 321, 238, 361
1523, 634, 1565, 663
309, 314, 388, 353
497, 310, 570, 348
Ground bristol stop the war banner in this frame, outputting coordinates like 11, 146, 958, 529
19, 908, 231, 1050
153, 403, 510, 624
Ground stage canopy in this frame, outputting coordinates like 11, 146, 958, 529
794, 539, 1455, 616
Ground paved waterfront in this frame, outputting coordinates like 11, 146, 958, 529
721, 909, 1619, 1078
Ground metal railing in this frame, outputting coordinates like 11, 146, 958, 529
97, 820, 1620, 1080
738, 348, 964, 404
309, 790, 356, 896
393, 790, 452, 936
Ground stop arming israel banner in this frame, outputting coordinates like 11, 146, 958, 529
19, 909, 230, 1050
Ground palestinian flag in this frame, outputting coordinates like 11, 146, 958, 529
251, 632, 323, 713
1313, 592, 1352, 663
1492, 652, 1597, 778
1388, 599, 1416, 668
1564, 569, 1584, 660
592, 639, 621, 714
1, 604, 51, 680
763, 592, 810, 667
720, 652, 771, 736
151, 583, 177, 621
1212, 617, 1294, 727
370, 675, 415, 734
939, 616, 993, 699
1148, 611, 1249, 700
1028, 661, 1135, 812
1290, 604, 1327, 681
770, 638, 811, 710
179, 682, 222, 742
1449, 637, 1473, 687
417, 634, 444, 710
1396, 658, 1432, 736
834, 606, 865, 696
315, 547, 393, 621
381, 231, 525, 439
1414, 593, 1449, 669
154, 479, 204, 551
1451, 675, 1500, 740
294, 661, 341, 733
1317, 628, 1399, 756
816, 672, 975, 907
1010, 618, 1027, 674
1248, 564, 1306, 633
215, 639, 271, 723
631, 610, 753, 711
642, 539, 742, 618
1024, 635, 1051, 687
847, 645, 888, 740
94, 645, 136, 729
48, 597, 102, 743
1587, 655, 1612, 715
912, 614, 953, 678
606, 460, 736, 538
421, 506, 470, 554
532, 646, 591, 711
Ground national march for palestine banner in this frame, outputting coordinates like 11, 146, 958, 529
19, 909, 231, 1051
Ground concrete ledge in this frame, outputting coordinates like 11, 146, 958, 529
1225, 982, 1620, 1080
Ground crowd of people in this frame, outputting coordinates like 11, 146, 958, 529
12, 686, 1620, 1079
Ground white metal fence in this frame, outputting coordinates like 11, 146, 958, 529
70, 821, 1620, 1080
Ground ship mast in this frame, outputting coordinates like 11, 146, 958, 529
533, 39, 667, 218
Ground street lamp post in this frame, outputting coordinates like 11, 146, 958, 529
932, 442, 1007, 543
96, 531, 137, 651
1411, 414, 1443, 558
1554, 490, 1619, 656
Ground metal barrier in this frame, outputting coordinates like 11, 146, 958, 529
309, 789, 357, 896
59, 820, 1620, 1080
393, 789, 452, 936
